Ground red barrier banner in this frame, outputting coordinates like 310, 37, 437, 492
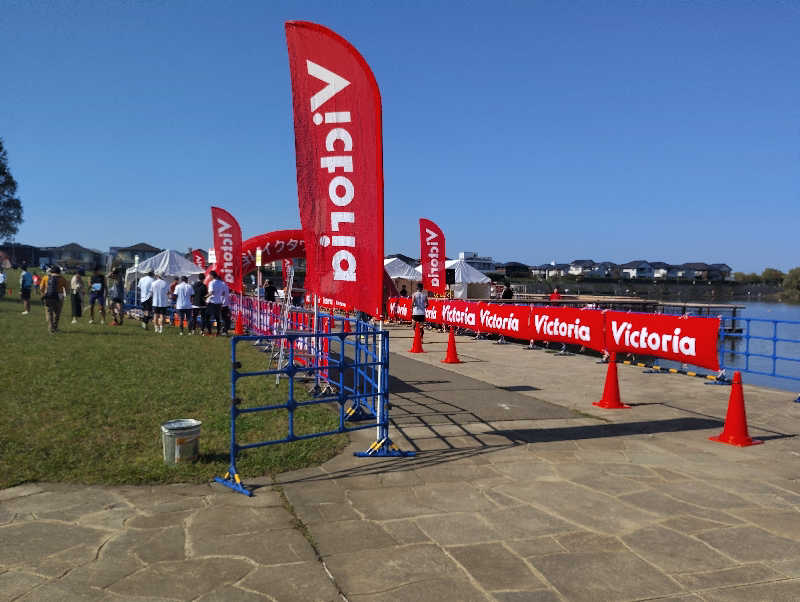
419, 218, 445, 295
530, 306, 605, 352
477, 303, 532, 339
440, 300, 479, 329
242, 230, 306, 274
191, 249, 206, 269
286, 21, 384, 318
388, 297, 411, 321
211, 206, 243, 294
425, 298, 445, 324
604, 311, 720, 370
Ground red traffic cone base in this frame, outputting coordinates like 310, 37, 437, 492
442, 326, 461, 363
409, 323, 424, 353
234, 313, 245, 335
710, 371, 762, 447
593, 353, 630, 409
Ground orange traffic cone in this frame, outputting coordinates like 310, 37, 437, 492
409, 323, 424, 353
593, 353, 630, 409
342, 317, 351, 333
710, 372, 762, 446
442, 326, 461, 363
173, 312, 179, 327
234, 312, 244, 335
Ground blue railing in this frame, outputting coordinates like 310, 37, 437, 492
718, 316, 800, 385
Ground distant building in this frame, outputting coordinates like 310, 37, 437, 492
495, 261, 531, 278
681, 262, 710, 280
620, 260, 654, 279
458, 251, 494, 273
110, 242, 162, 272
568, 259, 596, 276
0, 242, 40, 268
385, 253, 419, 267
530, 264, 549, 278
546, 263, 570, 279
708, 263, 733, 281
39, 243, 104, 271
589, 261, 619, 279
650, 261, 671, 279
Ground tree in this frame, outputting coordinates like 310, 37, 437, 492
783, 267, 800, 303
761, 267, 785, 284
0, 138, 23, 240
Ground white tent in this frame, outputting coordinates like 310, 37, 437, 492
415, 258, 491, 299
125, 249, 205, 288
384, 258, 420, 298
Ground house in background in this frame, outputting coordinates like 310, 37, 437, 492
708, 263, 733, 281
495, 261, 531, 278
546, 263, 570, 279
39, 243, 104, 271
650, 261, 671, 279
621, 260, 654, 279
530, 264, 550, 278
589, 261, 620, 279
110, 242, 162, 272
568, 259, 596, 276
681, 262, 710, 280
458, 251, 495, 273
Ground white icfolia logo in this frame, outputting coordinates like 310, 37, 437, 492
307, 59, 357, 282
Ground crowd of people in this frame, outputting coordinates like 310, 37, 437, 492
7, 263, 235, 336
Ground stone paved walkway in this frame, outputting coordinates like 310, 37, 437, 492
2, 324, 800, 601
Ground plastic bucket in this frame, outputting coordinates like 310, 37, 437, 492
161, 419, 202, 464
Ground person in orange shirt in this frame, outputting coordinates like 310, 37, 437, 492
549, 287, 561, 301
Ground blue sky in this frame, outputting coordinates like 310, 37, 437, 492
2, 0, 799, 272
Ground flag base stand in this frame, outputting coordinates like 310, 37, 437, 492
345, 404, 376, 422
355, 437, 415, 457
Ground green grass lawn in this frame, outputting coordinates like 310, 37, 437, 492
0, 278, 347, 489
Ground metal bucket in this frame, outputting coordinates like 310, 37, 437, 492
161, 419, 202, 464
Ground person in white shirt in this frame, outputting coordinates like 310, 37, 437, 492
150, 272, 170, 334
411, 283, 428, 341
205, 271, 226, 336
220, 280, 232, 335
173, 276, 194, 335
138, 270, 155, 330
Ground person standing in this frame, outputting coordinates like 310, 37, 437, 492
39, 266, 68, 334
399, 285, 408, 298
191, 275, 208, 335
19, 264, 33, 314
502, 282, 514, 300
108, 267, 125, 326
168, 277, 179, 309
174, 276, 193, 335
205, 271, 225, 336
220, 280, 232, 335
70, 268, 86, 323
138, 270, 155, 329
0, 268, 6, 299
150, 272, 169, 334
411, 283, 428, 341
264, 279, 277, 303
88, 266, 107, 325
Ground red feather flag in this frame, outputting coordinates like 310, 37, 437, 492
286, 21, 384, 317
210, 206, 243, 294
419, 218, 446, 296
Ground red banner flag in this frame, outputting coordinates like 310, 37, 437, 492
419, 218, 446, 295
604, 311, 720, 370
286, 21, 384, 318
191, 249, 206, 270
211, 206, 243, 294
242, 229, 306, 274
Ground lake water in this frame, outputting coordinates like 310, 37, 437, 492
665, 301, 800, 393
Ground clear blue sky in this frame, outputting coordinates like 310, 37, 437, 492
2, 0, 799, 272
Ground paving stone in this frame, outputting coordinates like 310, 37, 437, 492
654, 481, 752, 510
448, 542, 543, 591
60, 554, 144, 590
77, 507, 138, 531
726, 508, 800, 540
0, 484, 44, 502
506, 536, 566, 558
673, 564, 784, 590
492, 592, 561, 602
25, 543, 99, 577
416, 513, 502, 546
126, 510, 194, 530
0, 508, 15, 525
768, 558, 800, 577
107, 557, 252, 599
115, 491, 206, 514
15, 580, 105, 601
700, 579, 800, 601
496, 481, 659, 535
530, 550, 681, 602
2, 489, 120, 520
696, 526, 800, 562
619, 489, 735, 519
239, 561, 339, 601
563, 473, 648, 496
311, 520, 397, 556
324, 543, 464, 596
379, 520, 430, 544
555, 532, 626, 553
482, 505, 574, 540
0, 522, 106, 567
196, 587, 273, 601
414, 482, 498, 513
0, 570, 47, 601
191, 527, 315, 565
348, 576, 489, 602
206, 489, 284, 507
624, 524, 736, 573
488, 461, 556, 481
660, 515, 731, 534
121, 525, 185, 564
188, 506, 293, 539
346, 487, 439, 520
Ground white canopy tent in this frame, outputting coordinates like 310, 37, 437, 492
384, 257, 420, 297
125, 249, 205, 288
415, 258, 491, 299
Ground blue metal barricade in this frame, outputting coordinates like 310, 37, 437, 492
718, 316, 800, 385
215, 326, 413, 497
